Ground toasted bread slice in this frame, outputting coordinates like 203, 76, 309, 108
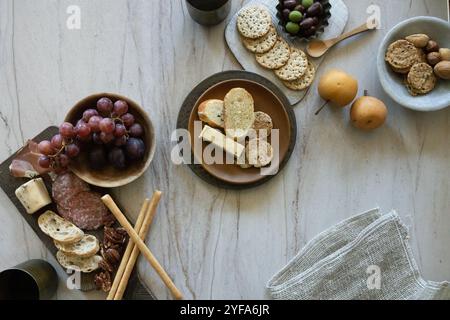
54, 234, 100, 258
38, 210, 84, 244
198, 99, 224, 128
224, 88, 255, 139
56, 251, 102, 273
247, 139, 274, 168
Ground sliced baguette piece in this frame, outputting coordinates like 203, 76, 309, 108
54, 234, 100, 258
56, 251, 102, 273
198, 99, 224, 128
38, 210, 84, 244
247, 139, 274, 168
224, 88, 255, 140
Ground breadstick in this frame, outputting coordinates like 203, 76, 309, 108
106, 198, 150, 300
114, 191, 161, 300
102, 194, 183, 300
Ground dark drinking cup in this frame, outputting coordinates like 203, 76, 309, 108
186, 0, 231, 26
0, 259, 58, 300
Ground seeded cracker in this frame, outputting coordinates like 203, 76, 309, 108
283, 61, 316, 91
237, 6, 272, 39
255, 38, 290, 70
274, 48, 309, 81
242, 26, 277, 54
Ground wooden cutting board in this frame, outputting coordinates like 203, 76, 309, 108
225, 0, 349, 106
0, 126, 155, 300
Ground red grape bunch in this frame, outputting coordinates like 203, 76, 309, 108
38, 97, 146, 171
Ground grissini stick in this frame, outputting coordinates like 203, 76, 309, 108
101, 194, 183, 300
106, 198, 150, 300
114, 191, 161, 300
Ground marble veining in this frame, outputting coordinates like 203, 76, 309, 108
0, 0, 448, 300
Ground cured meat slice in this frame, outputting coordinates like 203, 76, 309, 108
9, 141, 51, 178
52, 172, 115, 230
52, 172, 90, 204
57, 192, 115, 231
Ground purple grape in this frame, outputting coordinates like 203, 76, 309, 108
58, 154, 70, 168
129, 123, 144, 137
114, 135, 127, 147
92, 132, 102, 145
114, 124, 127, 137
125, 138, 145, 161
51, 134, 64, 150
76, 121, 91, 138
108, 147, 127, 169
97, 97, 113, 116
38, 156, 51, 168
38, 140, 54, 156
100, 132, 115, 144
88, 115, 103, 133
65, 144, 80, 158
59, 122, 76, 138
82, 109, 99, 122
121, 113, 135, 128
88, 146, 107, 170
113, 100, 129, 117
99, 118, 115, 134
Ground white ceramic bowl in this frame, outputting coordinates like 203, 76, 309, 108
377, 16, 450, 112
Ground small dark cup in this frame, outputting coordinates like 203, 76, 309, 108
186, 0, 231, 26
0, 260, 58, 300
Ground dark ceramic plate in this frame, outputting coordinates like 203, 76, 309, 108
177, 71, 297, 189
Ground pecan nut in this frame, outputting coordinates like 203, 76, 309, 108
94, 271, 112, 292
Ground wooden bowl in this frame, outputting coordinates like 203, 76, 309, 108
65, 93, 156, 188
188, 79, 293, 185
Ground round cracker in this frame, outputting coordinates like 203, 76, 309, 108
282, 61, 316, 91
407, 62, 436, 94
237, 6, 272, 39
242, 26, 277, 54
255, 38, 290, 69
385, 40, 421, 69
274, 48, 308, 81
252, 111, 273, 136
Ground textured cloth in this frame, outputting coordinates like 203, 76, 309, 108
267, 209, 450, 300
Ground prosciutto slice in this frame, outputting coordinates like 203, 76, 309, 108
9, 140, 51, 178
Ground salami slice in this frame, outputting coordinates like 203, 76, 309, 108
57, 191, 115, 231
52, 172, 89, 204
52, 172, 115, 230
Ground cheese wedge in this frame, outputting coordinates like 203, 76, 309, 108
199, 125, 245, 159
15, 178, 52, 214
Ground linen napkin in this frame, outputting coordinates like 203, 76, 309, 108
267, 209, 450, 300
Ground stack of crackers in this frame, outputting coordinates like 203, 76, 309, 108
385, 39, 436, 96
237, 5, 316, 91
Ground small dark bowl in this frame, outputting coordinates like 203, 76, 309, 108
276, 0, 332, 41
65, 93, 156, 188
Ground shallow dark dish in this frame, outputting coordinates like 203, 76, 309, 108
177, 71, 297, 190
65, 93, 156, 188
276, 0, 331, 41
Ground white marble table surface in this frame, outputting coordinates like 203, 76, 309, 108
0, 0, 448, 300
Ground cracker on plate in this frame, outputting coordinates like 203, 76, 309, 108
255, 38, 290, 70
242, 26, 277, 54
283, 61, 316, 91
237, 6, 272, 39
274, 48, 308, 81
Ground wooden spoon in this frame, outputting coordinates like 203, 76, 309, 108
306, 22, 374, 58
